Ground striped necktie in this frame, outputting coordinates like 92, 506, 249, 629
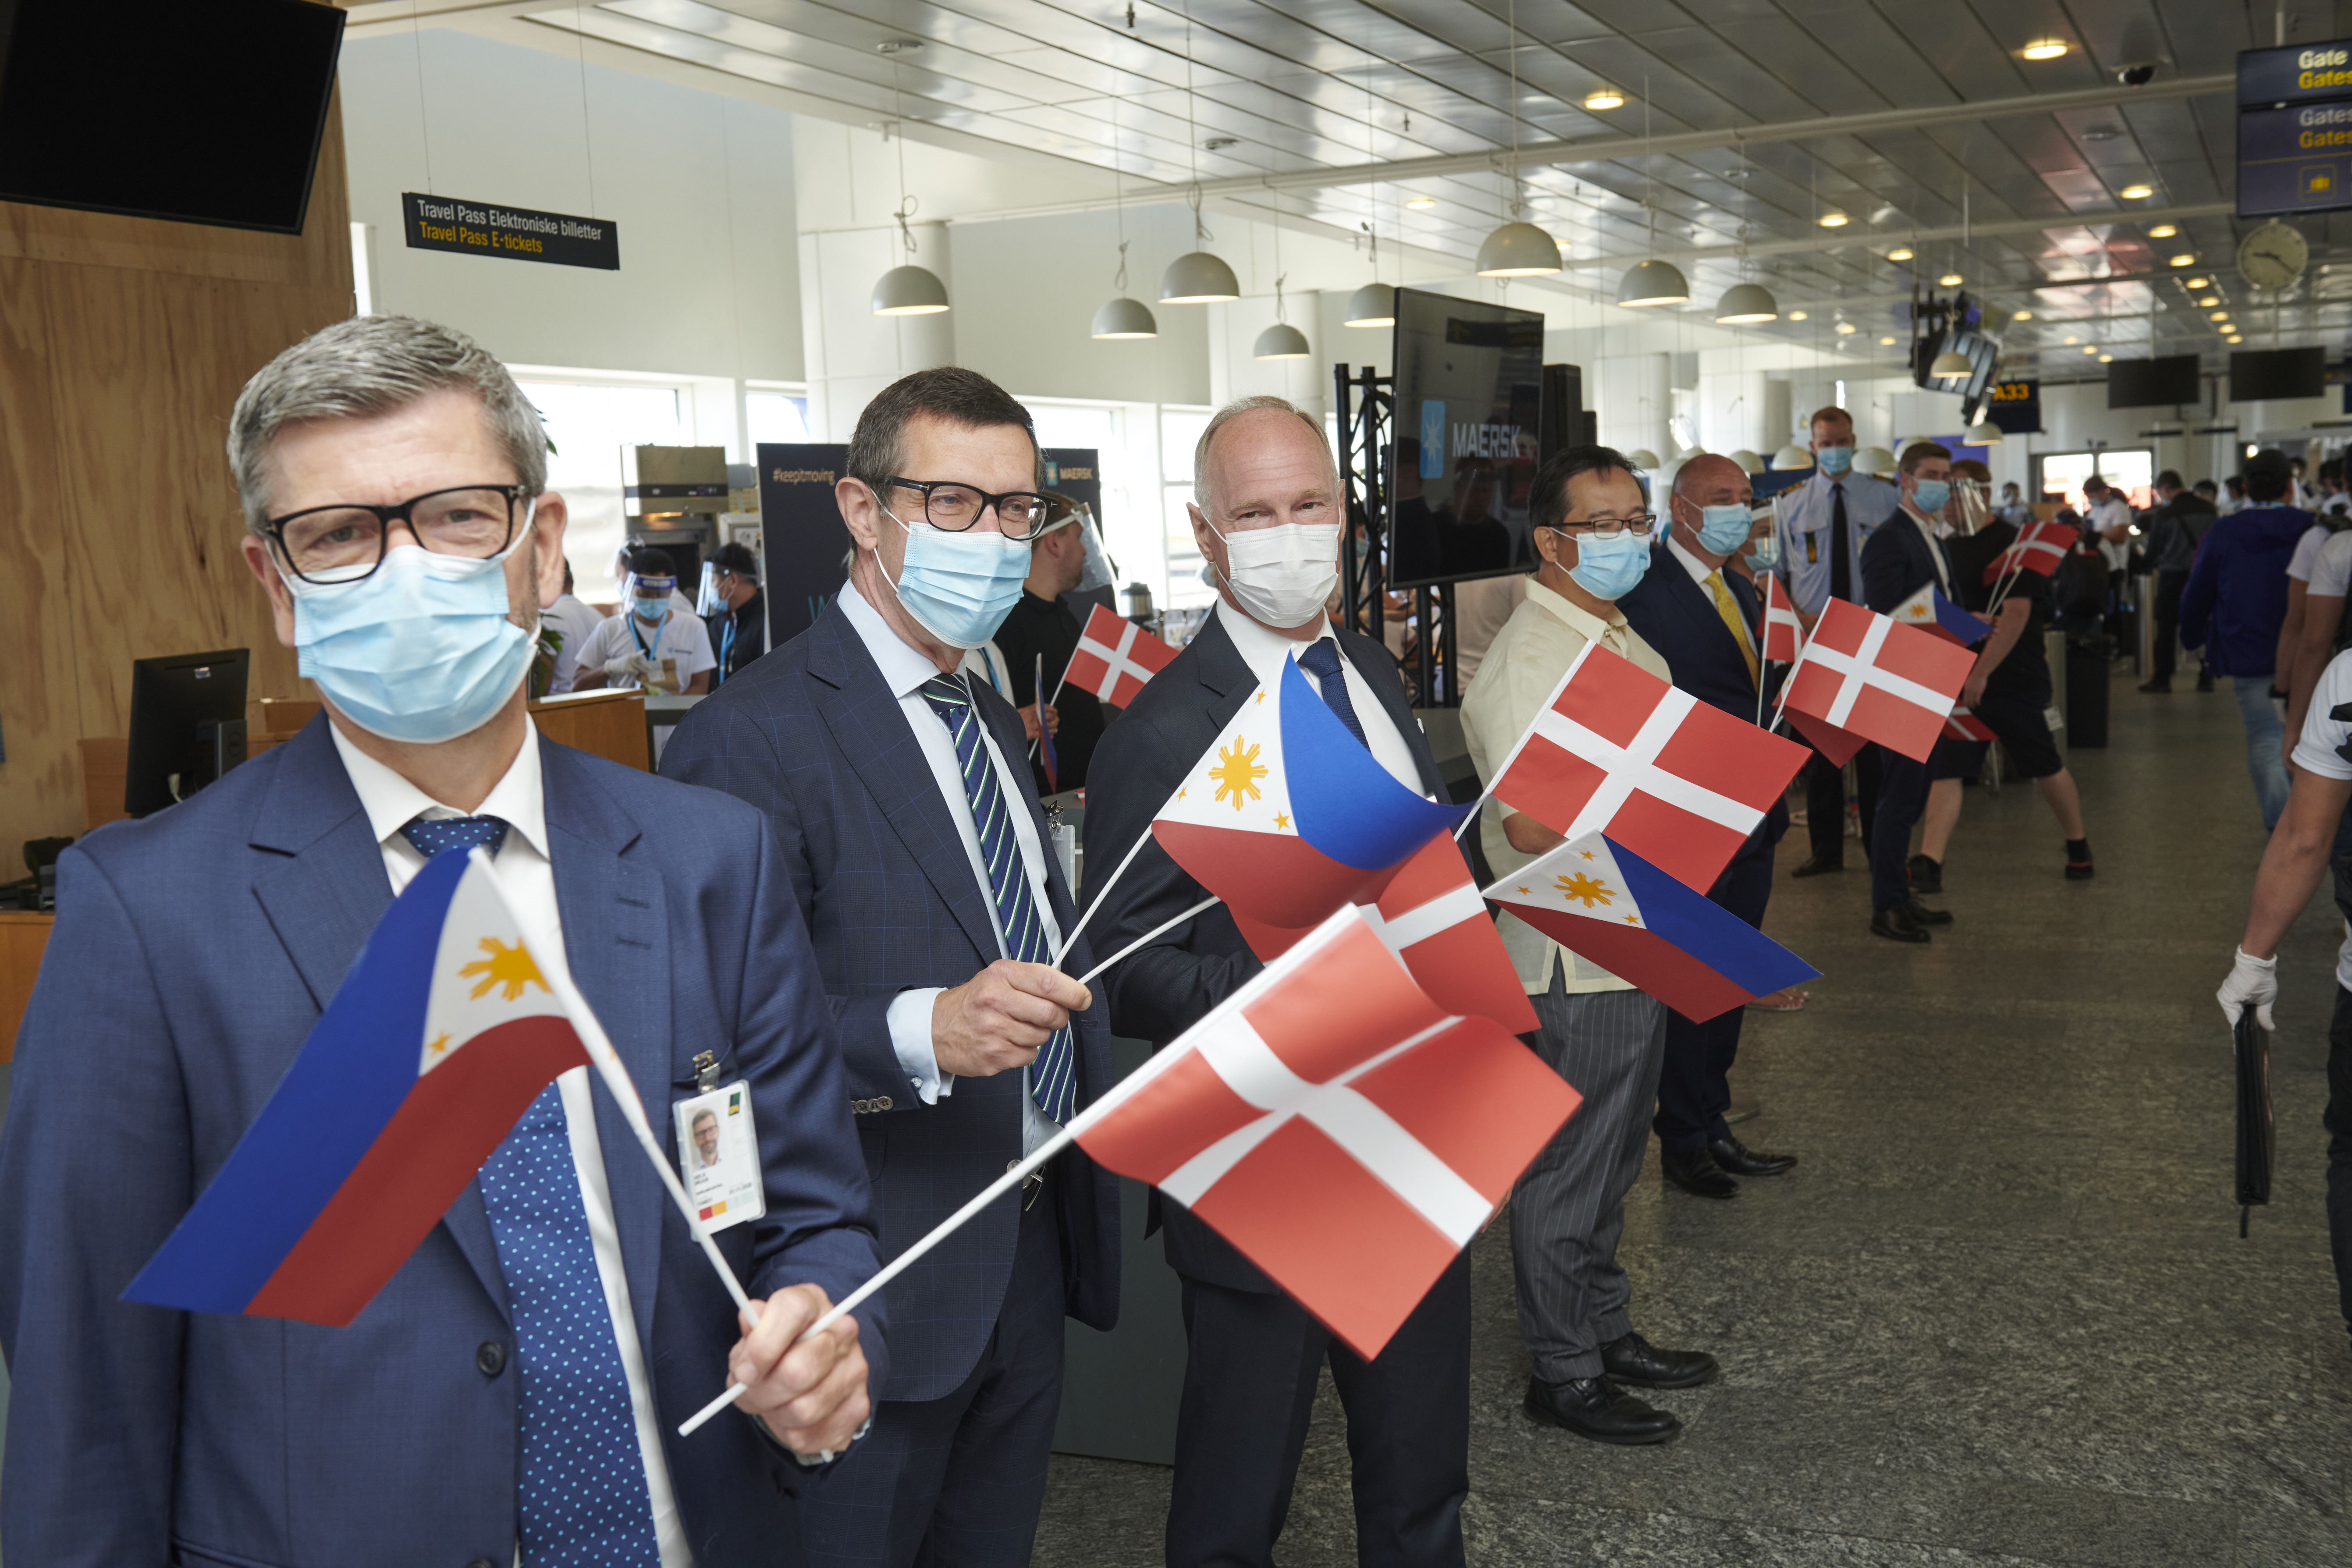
919, 674, 1077, 1124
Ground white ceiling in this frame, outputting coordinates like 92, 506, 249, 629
352, 0, 2352, 374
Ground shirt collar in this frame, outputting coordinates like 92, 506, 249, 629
328, 716, 550, 862
1214, 598, 1332, 685
1665, 530, 1720, 588
838, 575, 959, 700
1524, 576, 1623, 642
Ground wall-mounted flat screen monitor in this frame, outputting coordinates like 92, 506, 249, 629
2107, 355, 2202, 408
0, 0, 345, 234
2230, 346, 2327, 402
1389, 287, 1546, 590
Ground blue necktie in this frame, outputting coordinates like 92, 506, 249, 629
920, 674, 1077, 1124
1297, 638, 1368, 750
406, 816, 660, 1565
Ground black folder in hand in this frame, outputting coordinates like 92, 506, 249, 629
2235, 1011, 2274, 1237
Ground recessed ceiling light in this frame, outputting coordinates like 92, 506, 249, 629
2083, 126, 2119, 143
2211, 310, 2229, 320
2064, 334, 2080, 344
1879, 335, 1897, 344
1835, 321, 1856, 333
2022, 39, 2068, 60
2083, 344, 2098, 354
2015, 309, 2034, 320
2186, 276, 2210, 288
2228, 333, 2245, 343
1584, 87, 1625, 110
2149, 223, 2178, 238
2120, 183, 2154, 200
2199, 294, 2220, 306
1819, 212, 1850, 228
1788, 309, 1808, 320
1406, 196, 1436, 209
2170, 254, 2195, 266
1887, 246, 1915, 262
1939, 273, 1964, 286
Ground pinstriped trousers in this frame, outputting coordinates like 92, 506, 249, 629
1509, 972, 1668, 1383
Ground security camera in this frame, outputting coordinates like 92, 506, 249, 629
2116, 62, 2158, 86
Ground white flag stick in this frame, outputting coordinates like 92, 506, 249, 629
1052, 824, 1153, 966
1073, 896, 1221, 988
1028, 660, 1070, 762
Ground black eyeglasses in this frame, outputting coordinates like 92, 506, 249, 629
265, 484, 528, 583
1554, 513, 1658, 540
878, 477, 1053, 540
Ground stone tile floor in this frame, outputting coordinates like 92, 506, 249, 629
1034, 673, 2352, 1568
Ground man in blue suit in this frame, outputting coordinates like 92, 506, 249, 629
661, 367, 1119, 1568
0, 316, 882, 1568
1617, 454, 1800, 1199
1859, 442, 1968, 943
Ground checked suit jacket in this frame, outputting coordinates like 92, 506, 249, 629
661, 598, 1119, 1402
1081, 607, 1450, 1293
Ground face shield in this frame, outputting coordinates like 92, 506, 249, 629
624, 571, 677, 622
696, 561, 727, 617
1954, 478, 1992, 536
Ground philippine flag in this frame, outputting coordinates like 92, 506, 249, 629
125, 849, 592, 1326
1152, 657, 1463, 929
1889, 583, 1992, 648
1485, 833, 1819, 1023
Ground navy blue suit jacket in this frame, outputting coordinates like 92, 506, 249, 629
1081, 612, 1449, 1292
1860, 507, 1954, 619
0, 717, 884, 1568
1616, 543, 1790, 851
659, 599, 1119, 1402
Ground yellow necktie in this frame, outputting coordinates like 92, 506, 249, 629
1707, 571, 1761, 688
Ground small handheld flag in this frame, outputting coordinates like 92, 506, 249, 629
1943, 705, 1997, 742
1035, 652, 1059, 792
1067, 603, 1178, 707
1759, 572, 1802, 665
1980, 520, 2075, 585
125, 850, 592, 1325
1152, 658, 1461, 929
1072, 908, 1578, 1357
1778, 599, 1975, 763
1890, 584, 1992, 648
1484, 834, 1820, 1024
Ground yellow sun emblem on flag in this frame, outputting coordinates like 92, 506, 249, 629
460, 937, 549, 1002
1209, 738, 1269, 810
1554, 872, 1615, 908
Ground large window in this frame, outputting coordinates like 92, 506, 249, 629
2033, 448, 2154, 512
514, 376, 692, 604
1161, 407, 1214, 614
746, 387, 812, 447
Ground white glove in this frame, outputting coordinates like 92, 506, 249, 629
2217, 947, 2277, 1032
604, 653, 640, 680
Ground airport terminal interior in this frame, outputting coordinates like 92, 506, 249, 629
6, 0, 2352, 1563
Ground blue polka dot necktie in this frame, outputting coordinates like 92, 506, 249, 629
399, 814, 511, 860
416, 815, 658, 1563
919, 674, 1077, 1125
1297, 638, 1369, 751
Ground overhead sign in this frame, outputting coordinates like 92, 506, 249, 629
401, 193, 620, 270
2238, 42, 2352, 107
1985, 379, 2042, 435
2240, 43, 2352, 216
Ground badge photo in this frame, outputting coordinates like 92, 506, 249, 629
673, 1082, 766, 1235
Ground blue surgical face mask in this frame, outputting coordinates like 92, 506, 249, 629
1817, 444, 1855, 475
283, 534, 536, 745
631, 593, 671, 622
1697, 503, 1754, 555
876, 505, 1031, 649
1559, 527, 1650, 601
1911, 479, 1951, 514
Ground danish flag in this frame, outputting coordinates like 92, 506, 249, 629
1485, 642, 1809, 894
1779, 599, 1974, 763
1943, 705, 1997, 742
1759, 572, 1802, 664
1980, 519, 2075, 585
1069, 908, 1578, 1357
1065, 603, 1178, 707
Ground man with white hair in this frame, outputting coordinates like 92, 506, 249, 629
0, 315, 881, 1566
1083, 395, 1475, 1568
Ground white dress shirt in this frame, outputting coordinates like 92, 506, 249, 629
326, 720, 691, 1568
1212, 599, 1422, 794
836, 579, 1066, 1156
1900, 504, 1955, 597
1666, 533, 1758, 659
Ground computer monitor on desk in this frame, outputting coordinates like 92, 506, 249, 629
124, 649, 250, 817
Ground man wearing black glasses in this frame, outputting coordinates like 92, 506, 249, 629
1460, 444, 1721, 1447
663, 366, 1118, 1568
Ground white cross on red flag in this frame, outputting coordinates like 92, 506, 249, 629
1485, 642, 1810, 893
1943, 705, 1997, 742
1759, 571, 1803, 665
1065, 604, 1179, 707
1069, 908, 1579, 1357
1779, 598, 1975, 763
1979, 519, 2075, 585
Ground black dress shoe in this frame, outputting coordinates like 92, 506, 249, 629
1902, 897, 1954, 926
1602, 1331, 1720, 1389
1523, 1375, 1682, 1444
1907, 853, 1943, 894
1791, 854, 1844, 878
1660, 1147, 1738, 1199
1871, 905, 1931, 943
1707, 1133, 1797, 1177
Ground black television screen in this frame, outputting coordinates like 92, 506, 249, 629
2107, 355, 2202, 409
0, 0, 344, 234
2231, 346, 2327, 401
1388, 287, 1547, 590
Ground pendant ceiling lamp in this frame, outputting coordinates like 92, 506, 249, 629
1729, 448, 1765, 474
872, 71, 949, 318
1929, 346, 1974, 380
1856, 445, 1898, 476
1345, 282, 1397, 327
1477, 0, 1561, 278
1616, 78, 1684, 307
1770, 443, 1813, 470
1160, 7, 1239, 305
1626, 447, 1661, 470
1713, 280, 1777, 323
1255, 273, 1310, 358
1092, 99, 1157, 340
1964, 419, 2003, 445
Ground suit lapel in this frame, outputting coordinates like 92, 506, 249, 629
808, 607, 1002, 961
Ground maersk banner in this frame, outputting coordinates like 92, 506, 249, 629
401, 193, 620, 270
